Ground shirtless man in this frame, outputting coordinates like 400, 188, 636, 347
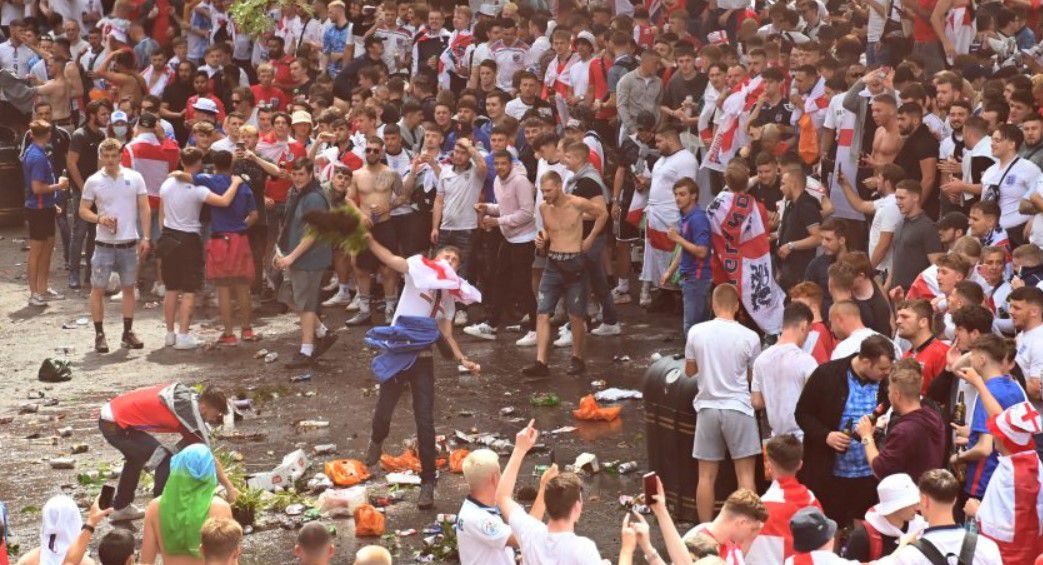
94, 48, 145, 106
862, 93, 902, 168
521, 171, 608, 378
345, 137, 403, 326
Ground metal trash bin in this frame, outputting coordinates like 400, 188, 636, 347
0, 126, 24, 227
643, 353, 763, 523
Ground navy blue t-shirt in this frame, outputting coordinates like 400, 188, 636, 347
23, 143, 56, 209
965, 375, 1027, 497
194, 173, 255, 233
678, 205, 712, 280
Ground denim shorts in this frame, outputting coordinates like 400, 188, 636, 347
536, 255, 588, 316
91, 244, 139, 289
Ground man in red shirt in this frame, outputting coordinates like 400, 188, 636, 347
266, 36, 296, 92
746, 435, 823, 563
896, 299, 950, 393
907, 0, 945, 76
98, 382, 238, 521
789, 282, 836, 364
250, 62, 290, 112
255, 112, 307, 266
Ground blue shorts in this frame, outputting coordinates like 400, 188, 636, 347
536, 255, 588, 317
91, 244, 139, 289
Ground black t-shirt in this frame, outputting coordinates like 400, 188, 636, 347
750, 178, 783, 213
891, 212, 944, 289
857, 282, 894, 336
663, 72, 707, 130
573, 178, 603, 237
778, 191, 821, 284
895, 124, 939, 185
753, 98, 795, 131
69, 126, 107, 191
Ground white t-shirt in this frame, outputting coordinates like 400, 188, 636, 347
391, 266, 457, 324
1027, 176, 1043, 247
455, 498, 514, 565
81, 167, 148, 244
569, 59, 592, 98
437, 164, 483, 231
1015, 323, 1043, 413
876, 525, 1002, 564
869, 194, 902, 272
505, 97, 534, 120
507, 503, 604, 565
751, 343, 818, 438
158, 177, 211, 233
831, 327, 897, 360
685, 318, 761, 415
981, 156, 1040, 230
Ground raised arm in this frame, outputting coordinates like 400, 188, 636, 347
496, 420, 539, 523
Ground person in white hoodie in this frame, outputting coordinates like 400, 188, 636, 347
840, 474, 928, 561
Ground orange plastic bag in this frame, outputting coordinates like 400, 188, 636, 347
449, 449, 470, 473
572, 394, 622, 422
354, 504, 386, 537
324, 459, 371, 487
380, 449, 422, 472
798, 114, 819, 166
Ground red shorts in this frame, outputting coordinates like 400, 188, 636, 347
206, 232, 255, 285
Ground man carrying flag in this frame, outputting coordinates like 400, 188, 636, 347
360, 233, 481, 510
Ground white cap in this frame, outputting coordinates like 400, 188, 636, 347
478, 3, 500, 16
110, 110, 128, 123
875, 473, 920, 516
291, 110, 313, 125
575, 31, 596, 46
192, 97, 219, 114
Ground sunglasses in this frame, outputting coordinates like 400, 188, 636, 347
365, 148, 381, 154
232, 98, 242, 104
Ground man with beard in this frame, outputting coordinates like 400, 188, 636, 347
1019, 114, 1043, 171
611, 112, 659, 304
894, 103, 939, 218
66, 99, 110, 289
345, 137, 402, 326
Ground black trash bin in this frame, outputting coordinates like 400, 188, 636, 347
0, 126, 24, 227
643, 353, 765, 524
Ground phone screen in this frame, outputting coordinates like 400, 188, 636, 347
643, 472, 657, 503
99, 484, 115, 510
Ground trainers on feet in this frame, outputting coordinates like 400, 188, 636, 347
322, 289, 353, 306
453, 310, 468, 327
174, 334, 202, 350
109, 504, 145, 522
286, 352, 315, 368
151, 283, 165, 298
95, 333, 109, 353
612, 289, 632, 304
44, 288, 65, 300
217, 333, 239, 346
639, 288, 652, 307
121, 332, 144, 349
364, 441, 383, 467
553, 329, 572, 348
521, 361, 550, 377
313, 332, 339, 359
591, 322, 622, 336
566, 356, 586, 375
463, 322, 497, 340
68, 274, 81, 290
28, 294, 47, 307
345, 310, 373, 327
345, 294, 363, 312
515, 330, 537, 347
164, 331, 177, 347
322, 275, 340, 292
417, 482, 435, 510
241, 328, 261, 342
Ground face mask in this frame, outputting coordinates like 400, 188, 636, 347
113, 125, 128, 137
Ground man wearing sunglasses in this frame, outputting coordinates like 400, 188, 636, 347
345, 137, 402, 326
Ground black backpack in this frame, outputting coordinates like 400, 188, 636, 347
912, 530, 978, 565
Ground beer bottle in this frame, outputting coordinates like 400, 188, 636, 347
842, 417, 855, 438
952, 391, 967, 427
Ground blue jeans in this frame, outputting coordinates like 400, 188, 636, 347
581, 235, 618, 325
437, 228, 476, 279
370, 356, 437, 483
682, 277, 712, 336
99, 419, 171, 510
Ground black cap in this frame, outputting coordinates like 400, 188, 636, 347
137, 112, 158, 129
636, 111, 657, 132
364, 35, 383, 48
790, 507, 837, 553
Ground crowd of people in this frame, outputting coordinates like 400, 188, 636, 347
6, 0, 1043, 560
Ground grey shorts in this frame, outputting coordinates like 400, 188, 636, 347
91, 244, 139, 289
536, 255, 587, 317
278, 269, 324, 313
692, 408, 762, 461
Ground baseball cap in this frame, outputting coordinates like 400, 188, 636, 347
192, 98, 219, 114
790, 507, 837, 553
137, 112, 158, 129
874, 473, 921, 516
987, 401, 1043, 454
111, 110, 128, 123
575, 31, 596, 47
291, 110, 313, 125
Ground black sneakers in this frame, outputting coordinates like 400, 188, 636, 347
121, 332, 144, 349
417, 482, 435, 510
364, 441, 383, 468
313, 332, 339, 359
521, 361, 550, 377
95, 333, 109, 354
566, 356, 586, 376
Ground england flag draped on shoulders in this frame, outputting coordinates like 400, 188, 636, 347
702, 75, 763, 173
406, 254, 482, 305
707, 187, 785, 334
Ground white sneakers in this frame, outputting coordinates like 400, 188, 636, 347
44, 288, 65, 300
345, 294, 363, 312
109, 504, 145, 522
28, 293, 47, 307
322, 275, 340, 292
151, 282, 166, 298
516, 330, 537, 346
322, 289, 353, 306
174, 334, 202, 350
591, 322, 622, 336
612, 288, 632, 304
554, 326, 573, 348
463, 322, 497, 340
454, 310, 468, 327
165, 332, 177, 347
639, 285, 652, 307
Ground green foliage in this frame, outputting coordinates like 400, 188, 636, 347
304, 204, 369, 256
230, 0, 313, 38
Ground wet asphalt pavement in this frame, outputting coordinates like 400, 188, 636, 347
0, 224, 688, 563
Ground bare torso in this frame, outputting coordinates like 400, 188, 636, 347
141, 497, 233, 565
352, 164, 393, 222
541, 194, 587, 254
872, 123, 901, 164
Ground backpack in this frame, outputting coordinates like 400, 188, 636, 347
854, 519, 885, 560
38, 358, 72, 383
913, 530, 978, 565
